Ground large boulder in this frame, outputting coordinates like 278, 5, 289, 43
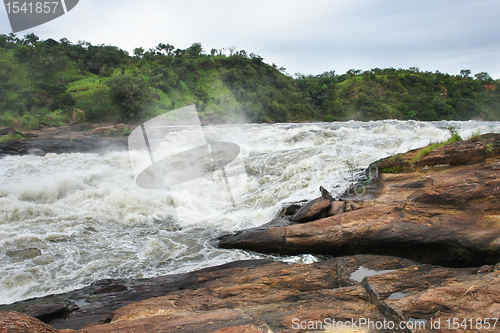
219, 159, 500, 267
292, 197, 331, 223
375, 133, 500, 173
328, 200, 345, 216
414, 140, 486, 167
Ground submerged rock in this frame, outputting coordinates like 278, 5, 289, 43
27, 148, 46, 156
6, 248, 42, 260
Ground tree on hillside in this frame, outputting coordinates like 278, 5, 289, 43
106, 75, 152, 120
156, 43, 174, 55
187, 43, 203, 57
474, 72, 492, 83
84, 44, 129, 75
460, 69, 471, 78
22, 33, 39, 46
6, 32, 19, 44
44, 38, 59, 47
133, 47, 145, 58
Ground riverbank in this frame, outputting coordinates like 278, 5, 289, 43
0, 115, 248, 157
0, 123, 134, 157
1, 133, 499, 332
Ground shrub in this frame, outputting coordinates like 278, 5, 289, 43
106, 75, 152, 120
76, 89, 113, 122
0, 134, 25, 143
323, 114, 335, 122
468, 129, 481, 142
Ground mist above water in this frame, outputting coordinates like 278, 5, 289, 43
1, 120, 499, 304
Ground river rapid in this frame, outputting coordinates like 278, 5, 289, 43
1, 120, 499, 305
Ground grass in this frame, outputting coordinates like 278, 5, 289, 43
468, 129, 481, 142
380, 166, 405, 173
0, 133, 25, 143
409, 134, 462, 166
42, 110, 68, 127
10, 115, 40, 130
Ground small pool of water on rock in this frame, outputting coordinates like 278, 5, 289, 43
350, 266, 396, 282
387, 292, 408, 300
69, 298, 90, 308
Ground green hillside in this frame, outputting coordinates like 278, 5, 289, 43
0, 33, 499, 129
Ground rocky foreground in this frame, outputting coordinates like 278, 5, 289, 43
1, 134, 500, 333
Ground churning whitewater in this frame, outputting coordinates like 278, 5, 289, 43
1, 120, 499, 305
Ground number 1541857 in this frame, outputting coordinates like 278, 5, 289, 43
5, 2, 59, 14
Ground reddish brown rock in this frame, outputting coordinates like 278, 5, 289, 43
362, 264, 500, 333
345, 199, 362, 210
219, 158, 500, 267
74, 255, 412, 333
376, 133, 500, 172
211, 324, 264, 333
0, 310, 59, 333
50, 255, 500, 333
328, 200, 345, 216
320, 186, 334, 200
292, 197, 331, 222
414, 141, 486, 167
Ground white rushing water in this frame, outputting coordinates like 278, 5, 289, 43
1, 120, 499, 304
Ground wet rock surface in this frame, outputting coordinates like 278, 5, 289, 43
5, 255, 499, 332
3, 255, 415, 332
376, 133, 500, 172
0, 309, 60, 333
2, 133, 500, 332
219, 158, 500, 267
0, 124, 129, 157
292, 197, 331, 222
23, 304, 73, 324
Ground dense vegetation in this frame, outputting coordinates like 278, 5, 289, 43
1, 33, 499, 129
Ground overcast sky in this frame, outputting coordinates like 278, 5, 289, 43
1, 0, 500, 78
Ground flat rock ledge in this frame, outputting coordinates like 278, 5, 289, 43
5, 255, 500, 333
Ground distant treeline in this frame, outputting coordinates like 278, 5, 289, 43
0, 33, 499, 129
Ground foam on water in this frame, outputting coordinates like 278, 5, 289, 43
1, 120, 499, 304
